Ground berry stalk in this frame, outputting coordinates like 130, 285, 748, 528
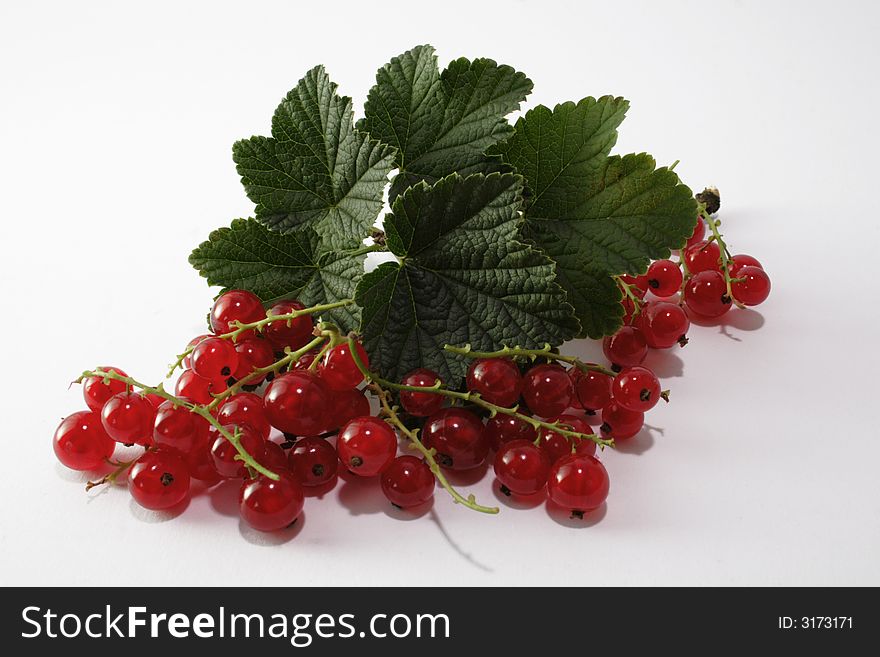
443, 343, 617, 379
702, 205, 747, 310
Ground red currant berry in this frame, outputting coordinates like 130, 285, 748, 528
612, 366, 661, 412
53, 410, 115, 470
731, 265, 771, 306
637, 301, 691, 348
318, 341, 369, 391
293, 349, 320, 370
258, 441, 289, 474
494, 439, 550, 496
603, 326, 648, 368
466, 358, 522, 407
264, 300, 312, 352
210, 289, 265, 338
684, 240, 722, 273
240, 472, 304, 532
191, 337, 239, 382
523, 364, 573, 418
621, 296, 639, 325
483, 414, 536, 451
547, 454, 609, 515
620, 274, 649, 296
328, 388, 371, 432
574, 439, 597, 457
100, 392, 155, 446
210, 426, 266, 478
422, 408, 488, 470
185, 427, 222, 484
153, 399, 210, 455
262, 371, 331, 437
729, 253, 763, 275
175, 369, 225, 405
337, 416, 398, 476
571, 370, 612, 412
684, 270, 732, 318
183, 335, 211, 368
288, 437, 338, 486
381, 456, 435, 508
128, 450, 191, 510
232, 338, 275, 383
82, 367, 129, 412
646, 259, 683, 297
217, 392, 271, 441
399, 369, 445, 416
144, 393, 165, 409
538, 413, 590, 462
685, 216, 706, 248
600, 402, 644, 440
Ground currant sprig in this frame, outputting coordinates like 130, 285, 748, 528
443, 343, 617, 379
701, 206, 747, 310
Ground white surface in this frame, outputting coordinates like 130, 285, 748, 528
1, 0, 878, 587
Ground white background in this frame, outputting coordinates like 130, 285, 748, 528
1, 0, 878, 586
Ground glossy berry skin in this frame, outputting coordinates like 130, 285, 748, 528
684, 270, 732, 318
620, 274, 649, 296
600, 402, 645, 440
82, 367, 128, 412
262, 371, 331, 437
612, 367, 661, 412
217, 393, 271, 441
264, 300, 312, 352
288, 437, 338, 486
210, 290, 265, 338
53, 411, 115, 470
422, 408, 488, 470
329, 388, 371, 433
522, 364, 573, 418
731, 265, 771, 306
101, 392, 155, 446
729, 254, 763, 275
293, 349, 320, 371
128, 450, 191, 511
232, 338, 275, 383
192, 337, 239, 382
144, 393, 165, 409
483, 414, 536, 451
153, 399, 210, 455
547, 454, 610, 514
574, 438, 597, 457
183, 335, 211, 368
494, 440, 551, 496
210, 426, 266, 479
538, 414, 591, 462
175, 369, 224, 405
684, 241, 722, 274
318, 341, 369, 391
647, 259, 683, 297
399, 369, 445, 416
637, 301, 691, 348
571, 370, 612, 412
381, 456, 435, 508
240, 472, 304, 532
259, 441, 289, 474
185, 427, 222, 484
602, 327, 648, 368
337, 416, 398, 476
466, 358, 522, 407
685, 217, 706, 248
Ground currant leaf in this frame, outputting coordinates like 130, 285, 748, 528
355, 172, 579, 384
189, 218, 362, 332
491, 97, 697, 338
360, 44, 532, 202
233, 66, 396, 249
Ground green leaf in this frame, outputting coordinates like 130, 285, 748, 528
189, 218, 362, 332
360, 44, 532, 201
355, 173, 579, 384
233, 66, 396, 249
492, 97, 697, 338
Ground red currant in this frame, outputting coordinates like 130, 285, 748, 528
328, 388, 371, 432
210, 426, 266, 478
293, 349, 320, 370
210, 289, 265, 338
637, 301, 690, 348
53, 410, 115, 470
337, 416, 398, 476
183, 335, 211, 368
240, 472, 304, 531
729, 253, 763, 274
318, 341, 369, 391
731, 265, 771, 306
128, 450, 191, 510
684, 270, 732, 318
264, 300, 312, 351
494, 439, 550, 496
571, 370, 611, 412
175, 369, 225, 405
262, 371, 331, 437
646, 259, 683, 297
612, 367, 661, 412
466, 358, 522, 407
258, 441, 289, 474
82, 367, 128, 412
685, 216, 706, 248
522, 364, 573, 418
574, 438, 597, 457
153, 399, 210, 455
602, 326, 648, 368
232, 338, 275, 383
381, 456, 435, 508
600, 402, 644, 440
217, 392, 271, 441
191, 337, 239, 382
144, 393, 165, 409
288, 437, 338, 486
399, 369, 445, 416
100, 392, 155, 446
185, 426, 222, 484
422, 408, 488, 470
547, 454, 609, 514
483, 413, 536, 451
620, 274, 649, 296
538, 414, 590, 462
684, 240, 722, 273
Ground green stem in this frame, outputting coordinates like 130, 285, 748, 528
703, 209, 746, 310
613, 275, 645, 318
85, 455, 141, 491
443, 343, 617, 379
345, 243, 388, 258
